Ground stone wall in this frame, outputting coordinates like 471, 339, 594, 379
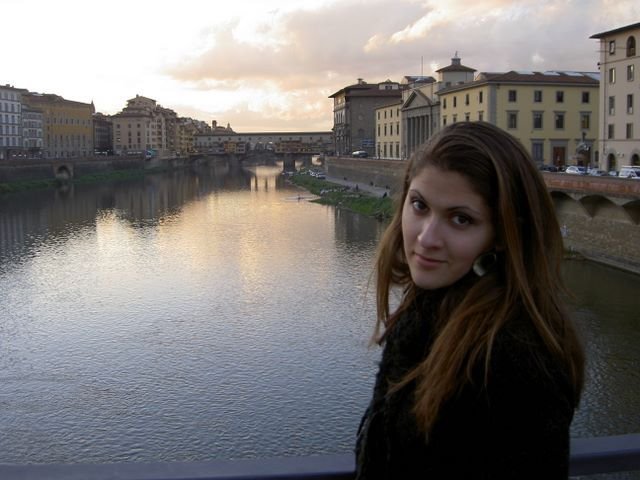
556, 203, 640, 275
325, 156, 406, 192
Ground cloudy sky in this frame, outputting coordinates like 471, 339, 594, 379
3, 0, 638, 132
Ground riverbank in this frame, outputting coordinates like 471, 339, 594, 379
288, 171, 394, 220
0, 166, 171, 195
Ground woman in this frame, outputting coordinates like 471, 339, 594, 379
356, 122, 584, 479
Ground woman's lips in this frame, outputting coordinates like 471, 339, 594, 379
413, 252, 446, 268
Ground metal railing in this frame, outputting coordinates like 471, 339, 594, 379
0, 434, 638, 479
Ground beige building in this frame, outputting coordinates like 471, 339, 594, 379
375, 100, 402, 159
437, 71, 600, 167
591, 22, 640, 170
111, 95, 179, 157
22, 92, 95, 159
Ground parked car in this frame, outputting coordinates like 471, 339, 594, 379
619, 166, 640, 179
352, 150, 368, 158
588, 169, 609, 176
538, 164, 559, 172
565, 166, 588, 175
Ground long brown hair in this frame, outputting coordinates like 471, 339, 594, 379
374, 121, 584, 433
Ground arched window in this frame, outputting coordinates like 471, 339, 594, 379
627, 36, 636, 57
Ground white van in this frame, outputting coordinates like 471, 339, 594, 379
619, 166, 640, 179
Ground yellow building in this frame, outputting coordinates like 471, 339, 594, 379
437, 71, 600, 167
22, 92, 95, 159
375, 100, 402, 159
591, 22, 640, 170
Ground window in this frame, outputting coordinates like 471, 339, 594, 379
453, 97, 457, 107
396, 122, 399, 135
532, 142, 543, 162
533, 112, 543, 129
534, 90, 543, 102
555, 113, 565, 129
609, 40, 616, 54
478, 111, 484, 122
608, 124, 615, 139
629, 64, 635, 81
581, 113, 591, 130
556, 91, 564, 103
628, 94, 634, 114
465, 94, 469, 106
377, 125, 380, 136
627, 36, 636, 57
508, 90, 517, 102
609, 67, 616, 84
627, 123, 634, 139
479, 91, 484, 104
452, 114, 457, 123
377, 112, 380, 120
582, 92, 590, 103
443, 98, 447, 109
507, 112, 518, 129
465, 113, 470, 122
609, 96, 615, 115
442, 116, 447, 126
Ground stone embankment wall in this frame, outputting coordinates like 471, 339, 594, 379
325, 156, 406, 193
0, 157, 146, 183
325, 156, 640, 275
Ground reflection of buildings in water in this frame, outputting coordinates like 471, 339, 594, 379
0, 164, 233, 256
244, 165, 285, 192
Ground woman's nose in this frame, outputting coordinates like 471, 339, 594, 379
417, 217, 444, 248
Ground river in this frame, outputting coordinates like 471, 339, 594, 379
0, 161, 638, 471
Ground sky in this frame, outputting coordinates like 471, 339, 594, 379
3, 0, 638, 132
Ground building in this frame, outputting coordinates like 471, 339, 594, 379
93, 112, 113, 154
111, 95, 179, 157
0, 84, 23, 160
436, 70, 600, 167
194, 131, 333, 155
591, 22, 640, 170
374, 100, 402, 159
400, 55, 477, 158
329, 79, 405, 157
22, 92, 95, 159
22, 105, 43, 157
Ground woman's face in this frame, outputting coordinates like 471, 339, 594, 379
402, 166, 495, 290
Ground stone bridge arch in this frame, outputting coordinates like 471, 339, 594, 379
53, 162, 74, 181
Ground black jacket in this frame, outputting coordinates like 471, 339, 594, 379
355, 293, 576, 479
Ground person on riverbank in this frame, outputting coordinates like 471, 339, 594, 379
355, 121, 585, 478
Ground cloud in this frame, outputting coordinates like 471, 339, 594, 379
161, 0, 640, 130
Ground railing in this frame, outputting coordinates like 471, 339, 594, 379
0, 434, 638, 479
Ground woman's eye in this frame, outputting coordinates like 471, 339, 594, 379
411, 199, 426, 211
452, 215, 472, 226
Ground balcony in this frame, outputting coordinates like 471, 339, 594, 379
0, 434, 638, 479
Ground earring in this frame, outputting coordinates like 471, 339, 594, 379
473, 251, 497, 277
